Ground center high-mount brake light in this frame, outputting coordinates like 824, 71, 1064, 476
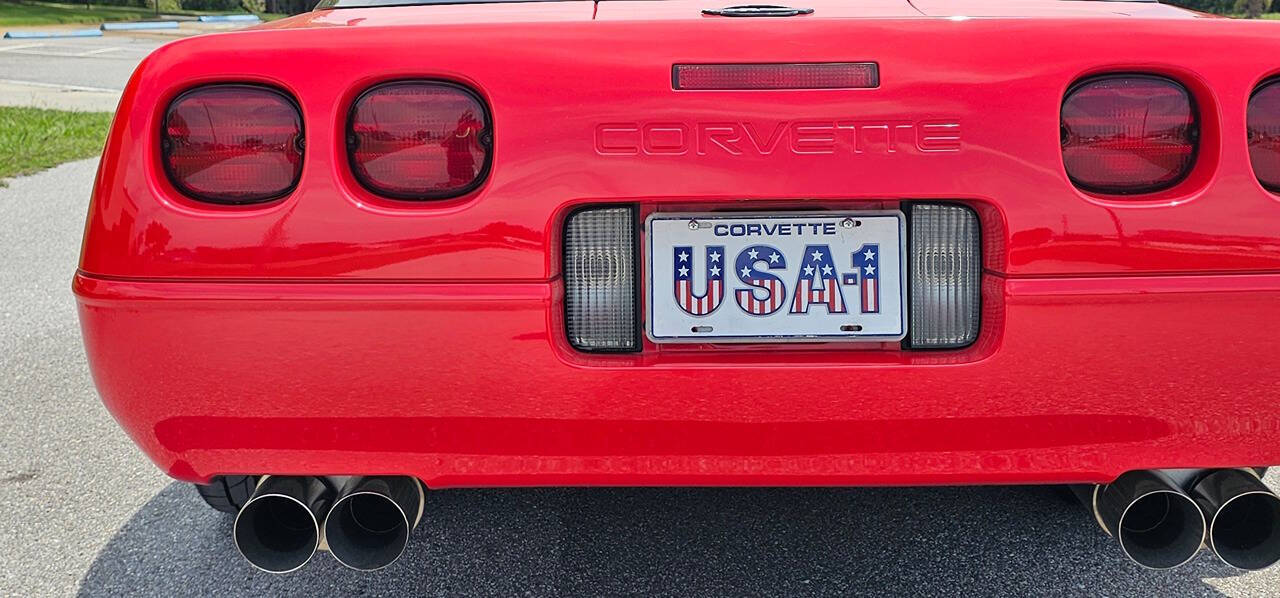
347, 81, 492, 200
162, 84, 304, 204
672, 63, 879, 90
1060, 74, 1197, 195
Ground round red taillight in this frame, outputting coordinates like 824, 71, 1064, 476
1248, 80, 1280, 192
1060, 75, 1197, 195
162, 84, 303, 204
347, 81, 492, 200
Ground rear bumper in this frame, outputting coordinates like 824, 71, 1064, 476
74, 271, 1280, 488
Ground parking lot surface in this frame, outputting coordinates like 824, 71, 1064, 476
0, 37, 160, 88
2, 27, 1280, 598
0, 35, 165, 110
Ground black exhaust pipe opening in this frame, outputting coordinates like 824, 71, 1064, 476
1115, 489, 1205, 570
324, 476, 424, 571
1192, 469, 1280, 570
1084, 470, 1206, 570
232, 476, 333, 573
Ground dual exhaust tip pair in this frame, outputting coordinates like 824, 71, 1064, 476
233, 469, 1277, 573
233, 476, 424, 573
1080, 468, 1280, 570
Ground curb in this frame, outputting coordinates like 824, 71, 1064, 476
99, 21, 180, 31
4, 29, 103, 39
0, 78, 121, 93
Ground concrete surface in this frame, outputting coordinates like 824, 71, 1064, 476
0, 35, 162, 88
0, 79, 121, 111
0, 26, 246, 111
0, 159, 172, 596
0, 35, 159, 110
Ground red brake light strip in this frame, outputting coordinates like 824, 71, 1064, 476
672, 63, 879, 90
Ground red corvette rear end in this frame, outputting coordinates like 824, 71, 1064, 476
76, 0, 1280, 573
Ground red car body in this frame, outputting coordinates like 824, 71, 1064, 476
76, 0, 1280, 490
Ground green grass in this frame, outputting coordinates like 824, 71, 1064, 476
0, 106, 112, 184
0, 1, 259, 26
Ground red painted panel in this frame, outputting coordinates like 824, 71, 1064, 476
75, 272, 1280, 486
76, 4, 1280, 486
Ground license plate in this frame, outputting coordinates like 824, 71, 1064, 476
646, 211, 906, 342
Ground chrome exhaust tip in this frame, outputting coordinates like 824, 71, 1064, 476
1192, 469, 1280, 571
1080, 470, 1206, 570
323, 476, 424, 571
232, 476, 334, 574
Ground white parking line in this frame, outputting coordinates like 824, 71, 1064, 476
4, 50, 83, 57
79, 47, 122, 56
0, 43, 45, 52
0, 49, 141, 59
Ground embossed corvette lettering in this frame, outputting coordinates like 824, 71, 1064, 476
594, 120, 961, 156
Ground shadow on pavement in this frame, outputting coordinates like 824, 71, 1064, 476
79, 482, 1245, 596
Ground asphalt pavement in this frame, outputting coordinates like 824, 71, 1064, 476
0, 34, 165, 110
3, 27, 1280, 598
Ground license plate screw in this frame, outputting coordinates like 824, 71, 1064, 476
688, 220, 701, 230
841, 218, 859, 229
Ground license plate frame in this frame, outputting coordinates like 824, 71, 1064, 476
645, 211, 907, 343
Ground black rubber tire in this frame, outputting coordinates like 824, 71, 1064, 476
194, 475, 259, 514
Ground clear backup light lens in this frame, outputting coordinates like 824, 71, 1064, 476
564, 207, 637, 352
347, 81, 491, 199
162, 84, 303, 204
1060, 75, 1197, 194
1248, 80, 1280, 191
909, 204, 981, 349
